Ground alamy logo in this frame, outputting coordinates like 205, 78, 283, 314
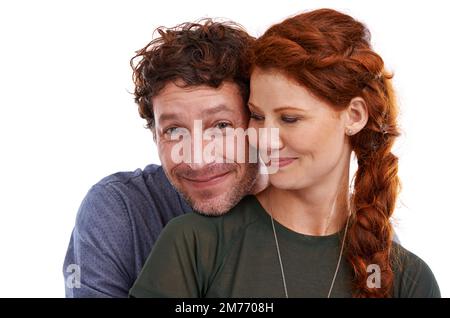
169, 120, 281, 174
65, 264, 81, 289
366, 264, 381, 288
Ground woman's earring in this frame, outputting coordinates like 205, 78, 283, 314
347, 129, 353, 136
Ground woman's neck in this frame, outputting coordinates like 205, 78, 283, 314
257, 169, 351, 236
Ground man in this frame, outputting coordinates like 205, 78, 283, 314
63, 19, 262, 297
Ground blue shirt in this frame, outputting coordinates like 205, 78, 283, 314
63, 164, 192, 297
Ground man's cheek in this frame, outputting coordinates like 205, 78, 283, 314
158, 142, 175, 166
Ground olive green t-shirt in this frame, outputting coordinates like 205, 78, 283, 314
129, 195, 440, 298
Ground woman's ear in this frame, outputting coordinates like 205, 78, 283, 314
344, 97, 369, 136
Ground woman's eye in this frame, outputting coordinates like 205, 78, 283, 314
281, 116, 299, 123
250, 112, 264, 121
215, 122, 232, 129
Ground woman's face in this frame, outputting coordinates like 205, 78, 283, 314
248, 68, 351, 191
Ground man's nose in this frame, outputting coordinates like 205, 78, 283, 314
187, 127, 223, 169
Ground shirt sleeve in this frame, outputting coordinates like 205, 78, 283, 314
63, 184, 135, 298
395, 248, 441, 298
129, 215, 210, 298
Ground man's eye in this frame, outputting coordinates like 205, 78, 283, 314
164, 127, 181, 136
250, 112, 264, 121
215, 122, 232, 129
281, 116, 300, 123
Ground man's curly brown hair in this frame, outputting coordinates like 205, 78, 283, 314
130, 19, 254, 130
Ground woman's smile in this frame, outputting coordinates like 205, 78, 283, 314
269, 157, 298, 168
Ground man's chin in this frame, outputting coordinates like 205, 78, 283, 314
194, 209, 228, 217
170, 163, 258, 216
187, 193, 237, 216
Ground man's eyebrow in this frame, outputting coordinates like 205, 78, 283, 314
158, 104, 234, 124
201, 104, 234, 116
158, 113, 179, 123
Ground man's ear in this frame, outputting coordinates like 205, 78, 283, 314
344, 97, 369, 136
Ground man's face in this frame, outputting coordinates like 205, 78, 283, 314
153, 81, 258, 215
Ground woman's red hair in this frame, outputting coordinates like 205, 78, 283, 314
252, 8, 401, 297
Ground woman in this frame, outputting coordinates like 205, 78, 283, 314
129, 9, 440, 297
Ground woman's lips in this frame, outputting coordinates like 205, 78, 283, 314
269, 157, 298, 168
182, 171, 232, 188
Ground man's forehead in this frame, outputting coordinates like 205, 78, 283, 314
157, 103, 236, 124
153, 82, 244, 122
156, 81, 240, 100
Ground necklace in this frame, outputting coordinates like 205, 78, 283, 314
270, 212, 350, 298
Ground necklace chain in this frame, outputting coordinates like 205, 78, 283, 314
270, 213, 350, 298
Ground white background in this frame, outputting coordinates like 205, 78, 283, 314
0, 0, 449, 297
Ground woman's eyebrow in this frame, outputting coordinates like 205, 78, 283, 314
247, 102, 262, 110
273, 106, 306, 113
248, 102, 306, 113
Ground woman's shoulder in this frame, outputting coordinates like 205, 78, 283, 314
392, 242, 441, 297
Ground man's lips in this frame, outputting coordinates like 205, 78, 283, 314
181, 171, 232, 188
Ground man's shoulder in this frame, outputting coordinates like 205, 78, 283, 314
65, 164, 188, 297
96, 164, 165, 189
92, 164, 190, 211
76, 164, 191, 237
